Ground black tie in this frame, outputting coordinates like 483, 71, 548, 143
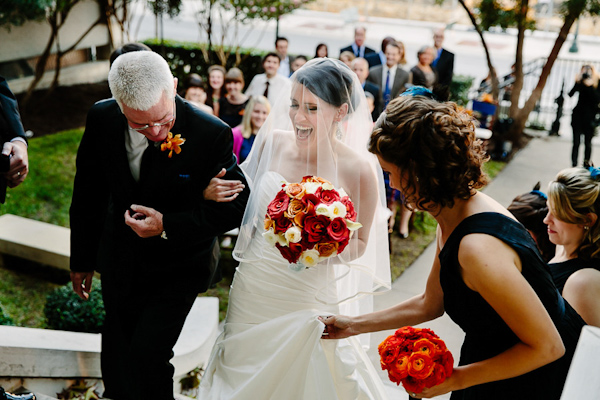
263, 81, 269, 98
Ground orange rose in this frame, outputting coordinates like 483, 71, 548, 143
285, 183, 306, 199
413, 338, 436, 357
378, 335, 402, 367
407, 352, 435, 381
315, 242, 339, 258
264, 216, 274, 231
387, 354, 409, 384
286, 199, 304, 218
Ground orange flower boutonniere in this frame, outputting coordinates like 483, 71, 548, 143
160, 132, 186, 158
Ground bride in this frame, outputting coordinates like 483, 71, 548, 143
199, 58, 392, 399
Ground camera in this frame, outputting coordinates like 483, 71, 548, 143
582, 72, 591, 80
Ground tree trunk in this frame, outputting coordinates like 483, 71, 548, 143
458, 0, 499, 100
506, 12, 579, 147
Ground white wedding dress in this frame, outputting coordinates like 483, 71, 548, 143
198, 172, 389, 400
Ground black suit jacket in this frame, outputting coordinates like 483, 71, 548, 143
340, 44, 376, 58
434, 48, 454, 88
364, 52, 383, 69
70, 96, 249, 293
409, 66, 438, 89
363, 81, 381, 120
366, 65, 409, 115
0, 77, 27, 203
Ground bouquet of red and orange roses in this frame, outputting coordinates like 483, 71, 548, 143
263, 175, 362, 271
378, 326, 454, 394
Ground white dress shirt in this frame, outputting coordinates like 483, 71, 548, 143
245, 73, 292, 105
125, 127, 149, 182
278, 56, 290, 77
382, 64, 398, 93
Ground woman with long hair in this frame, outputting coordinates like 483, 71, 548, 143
568, 64, 600, 167
218, 68, 249, 128
206, 65, 226, 116
231, 95, 270, 164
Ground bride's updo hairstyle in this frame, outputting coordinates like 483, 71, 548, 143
369, 89, 488, 211
293, 58, 358, 113
547, 167, 600, 260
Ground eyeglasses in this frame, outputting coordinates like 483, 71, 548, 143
128, 99, 176, 132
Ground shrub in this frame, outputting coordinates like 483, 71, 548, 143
44, 280, 105, 333
0, 302, 15, 326
450, 74, 475, 107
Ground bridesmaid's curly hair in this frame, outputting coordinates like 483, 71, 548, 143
368, 96, 489, 211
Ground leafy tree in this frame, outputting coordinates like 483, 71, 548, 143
444, 0, 600, 147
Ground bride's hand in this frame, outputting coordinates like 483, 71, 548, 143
319, 315, 358, 339
203, 168, 245, 202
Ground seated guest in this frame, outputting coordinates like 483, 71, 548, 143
290, 55, 308, 75
366, 41, 409, 115
218, 68, 249, 128
232, 96, 270, 164
544, 167, 600, 326
340, 26, 375, 58
206, 65, 226, 116
339, 51, 355, 68
314, 43, 328, 58
180, 73, 214, 115
409, 46, 438, 89
245, 52, 291, 106
351, 57, 380, 120
507, 182, 555, 262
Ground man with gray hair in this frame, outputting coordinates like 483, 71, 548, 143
70, 51, 249, 400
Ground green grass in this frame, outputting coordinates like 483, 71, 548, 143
1, 129, 83, 227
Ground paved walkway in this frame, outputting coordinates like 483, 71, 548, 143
371, 134, 600, 398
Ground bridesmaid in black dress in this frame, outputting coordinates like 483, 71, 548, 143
322, 87, 585, 399
544, 167, 600, 327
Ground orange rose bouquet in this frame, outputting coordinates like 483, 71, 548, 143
263, 175, 362, 271
378, 326, 454, 394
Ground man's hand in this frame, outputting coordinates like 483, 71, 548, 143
2, 141, 28, 188
124, 204, 164, 238
70, 271, 95, 300
203, 168, 245, 202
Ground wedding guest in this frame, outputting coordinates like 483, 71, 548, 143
432, 27, 454, 88
109, 42, 151, 66
544, 167, 600, 326
290, 55, 308, 74
275, 37, 291, 77
323, 86, 585, 400
507, 182, 555, 263
245, 52, 291, 106
0, 76, 28, 203
351, 57, 380, 120
70, 51, 249, 400
219, 67, 249, 128
568, 64, 600, 167
232, 95, 270, 164
340, 26, 375, 58
0, 387, 34, 400
206, 65, 226, 116
314, 43, 328, 58
339, 50, 355, 68
180, 73, 214, 115
409, 46, 438, 89
367, 41, 409, 115
396, 40, 408, 71
365, 36, 394, 69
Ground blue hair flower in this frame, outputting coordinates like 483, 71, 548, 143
400, 86, 437, 100
588, 166, 600, 179
531, 190, 547, 200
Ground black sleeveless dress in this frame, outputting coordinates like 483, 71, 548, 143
439, 212, 584, 400
549, 258, 600, 294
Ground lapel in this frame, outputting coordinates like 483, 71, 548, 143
392, 68, 406, 98
105, 103, 137, 199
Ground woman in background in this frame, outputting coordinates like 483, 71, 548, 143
315, 43, 328, 58
544, 167, 600, 326
206, 65, 226, 116
232, 95, 270, 164
218, 68, 249, 128
568, 64, 600, 167
180, 73, 214, 115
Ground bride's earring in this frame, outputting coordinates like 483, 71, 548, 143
336, 123, 343, 140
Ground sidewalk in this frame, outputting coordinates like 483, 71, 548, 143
371, 134, 600, 398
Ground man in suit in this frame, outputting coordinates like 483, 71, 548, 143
0, 77, 28, 203
340, 26, 375, 59
351, 57, 380, 120
432, 27, 455, 88
366, 41, 409, 116
69, 51, 249, 400
245, 52, 292, 105
275, 37, 291, 77
364, 36, 395, 69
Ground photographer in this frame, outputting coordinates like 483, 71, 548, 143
569, 64, 600, 167
0, 76, 28, 203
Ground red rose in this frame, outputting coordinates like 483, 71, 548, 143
316, 187, 341, 205
302, 193, 321, 211
378, 335, 402, 367
327, 217, 349, 242
267, 190, 290, 220
340, 196, 357, 221
402, 375, 426, 394
273, 215, 292, 233
439, 350, 454, 378
387, 354, 409, 384
407, 352, 435, 380
304, 215, 331, 243
337, 237, 349, 254
413, 338, 436, 357
423, 363, 447, 389
275, 242, 303, 264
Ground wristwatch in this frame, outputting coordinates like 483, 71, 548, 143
160, 230, 168, 240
